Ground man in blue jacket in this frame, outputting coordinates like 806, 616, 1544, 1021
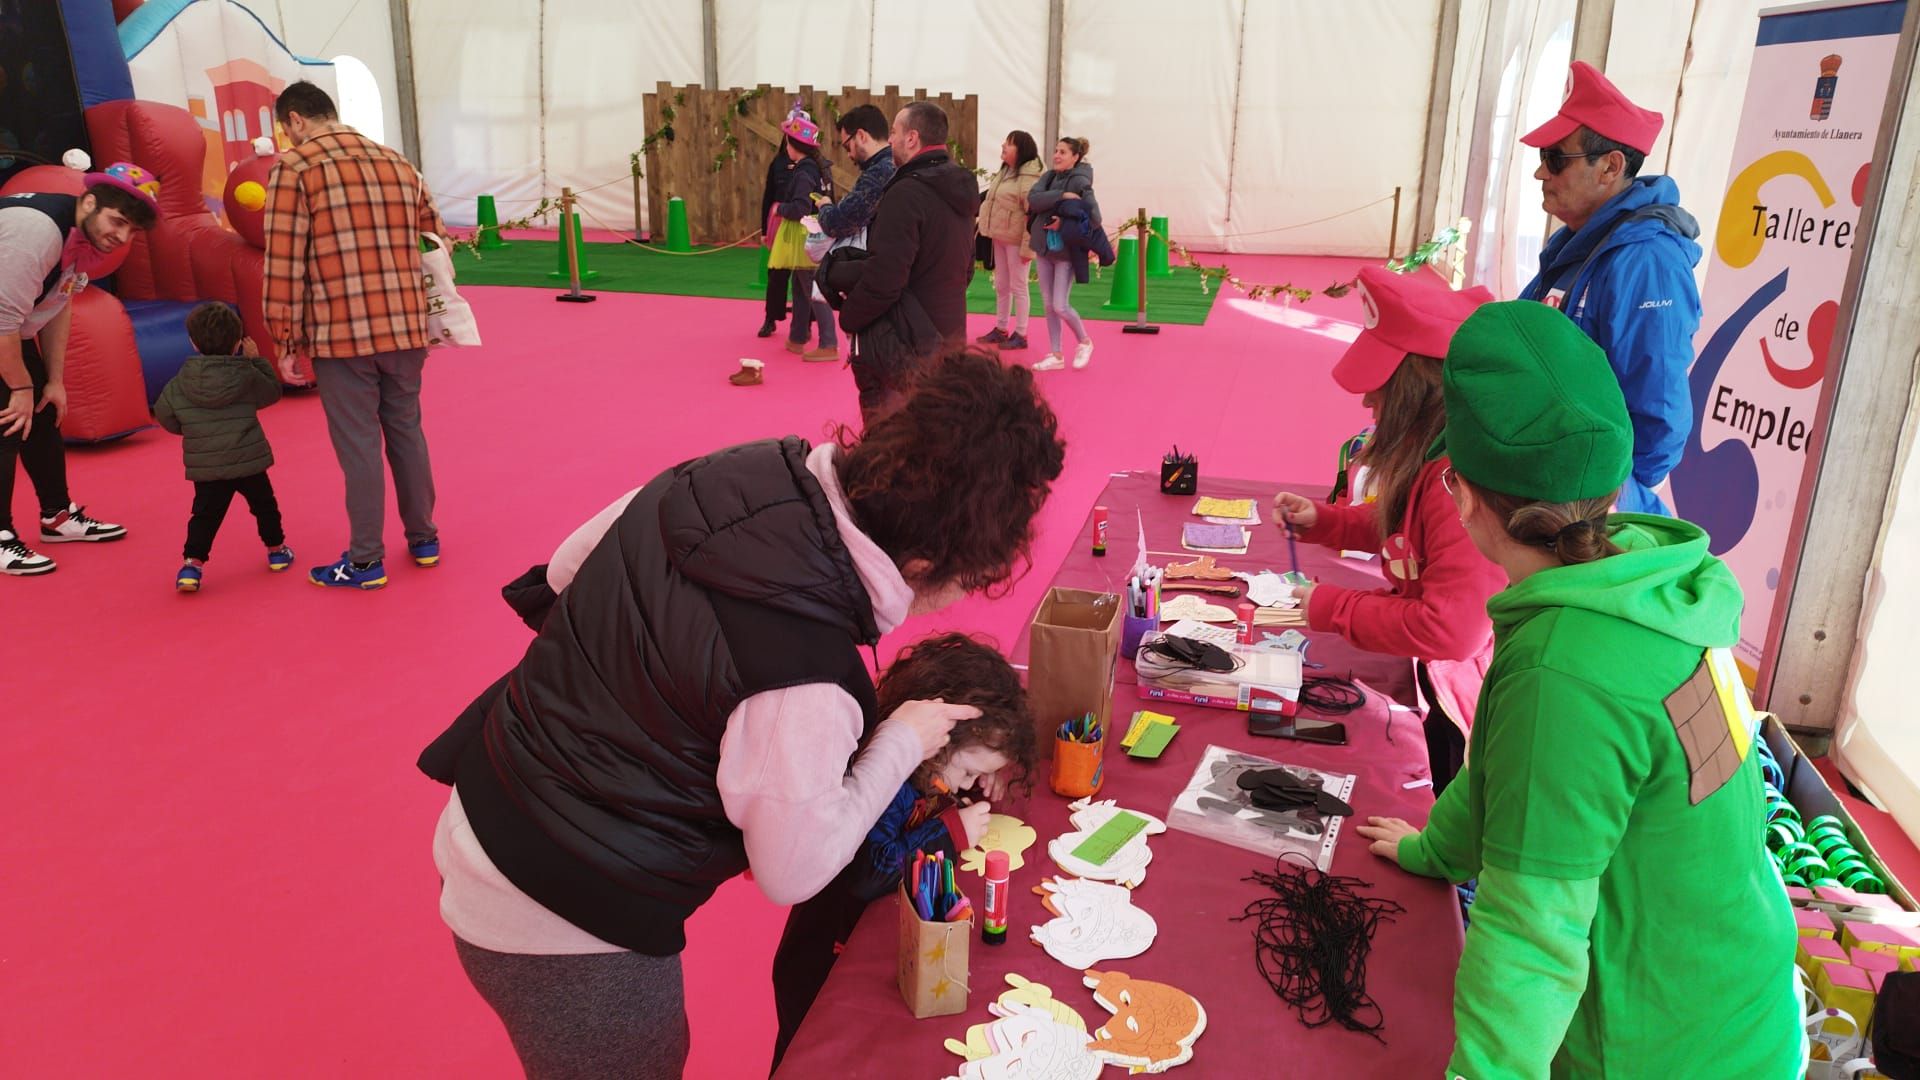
1519, 61, 1701, 515
816, 104, 895, 240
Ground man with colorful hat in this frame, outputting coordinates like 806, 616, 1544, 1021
1355, 301, 1802, 1076
1518, 60, 1703, 516
0, 160, 157, 576
1271, 266, 1505, 792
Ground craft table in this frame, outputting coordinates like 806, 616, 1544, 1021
774, 473, 1462, 1077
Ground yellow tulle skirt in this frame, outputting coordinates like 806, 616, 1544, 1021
767, 218, 817, 270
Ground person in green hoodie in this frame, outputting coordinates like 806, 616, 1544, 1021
1354, 301, 1802, 1078
153, 302, 294, 593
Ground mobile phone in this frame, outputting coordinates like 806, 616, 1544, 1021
1247, 714, 1348, 746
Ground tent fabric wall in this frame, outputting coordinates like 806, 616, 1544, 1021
1226, 1, 1443, 257
1424, 0, 1494, 280
256, 0, 403, 154
868, 1, 1048, 176
1058, 0, 1239, 252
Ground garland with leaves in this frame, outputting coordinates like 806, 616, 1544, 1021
1115, 215, 1466, 302
629, 92, 685, 181
711, 86, 773, 173
451, 196, 559, 256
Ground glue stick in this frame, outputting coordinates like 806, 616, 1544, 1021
1092, 506, 1109, 557
1236, 602, 1256, 644
983, 849, 1010, 945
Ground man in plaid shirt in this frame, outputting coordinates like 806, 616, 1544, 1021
264, 81, 448, 590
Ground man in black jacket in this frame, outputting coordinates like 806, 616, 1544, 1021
834, 101, 977, 419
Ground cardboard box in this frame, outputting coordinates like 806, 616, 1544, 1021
1798, 935, 1849, 975
1763, 714, 1916, 922
1840, 918, 1920, 960
896, 886, 971, 1019
1796, 907, 1837, 938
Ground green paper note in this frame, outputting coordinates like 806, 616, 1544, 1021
1069, 811, 1151, 866
1126, 721, 1180, 760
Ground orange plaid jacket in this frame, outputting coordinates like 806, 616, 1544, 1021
262, 130, 448, 359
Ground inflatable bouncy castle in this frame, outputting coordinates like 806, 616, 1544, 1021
0, 0, 335, 441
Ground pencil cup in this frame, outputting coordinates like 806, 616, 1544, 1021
1120, 611, 1156, 661
897, 885, 971, 1018
1050, 731, 1106, 799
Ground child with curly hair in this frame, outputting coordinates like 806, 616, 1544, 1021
769, 632, 1036, 1069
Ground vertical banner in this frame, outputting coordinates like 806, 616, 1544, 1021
1668, 0, 1907, 673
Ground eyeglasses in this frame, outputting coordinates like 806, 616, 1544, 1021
838, 134, 855, 153
1538, 147, 1601, 175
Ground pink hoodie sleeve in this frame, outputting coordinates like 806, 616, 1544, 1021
1305, 463, 1505, 662
716, 685, 923, 905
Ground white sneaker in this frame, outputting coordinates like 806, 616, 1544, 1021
0, 530, 56, 575
1072, 341, 1094, 369
40, 502, 127, 543
1033, 354, 1066, 372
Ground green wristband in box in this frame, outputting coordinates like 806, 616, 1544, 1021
1809, 822, 1850, 845
1767, 822, 1801, 852
1767, 802, 1802, 827
1840, 867, 1886, 894
1808, 877, 1843, 888
1812, 832, 1853, 856
1782, 871, 1809, 888
1777, 841, 1823, 866
1787, 853, 1831, 879
1807, 814, 1848, 834
1829, 855, 1873, 879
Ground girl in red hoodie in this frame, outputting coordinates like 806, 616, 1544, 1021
1271, 266, 1504, 792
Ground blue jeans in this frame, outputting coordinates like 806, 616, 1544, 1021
787, 270, 837, 348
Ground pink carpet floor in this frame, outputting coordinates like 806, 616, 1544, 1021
4, 253, 1911, 1077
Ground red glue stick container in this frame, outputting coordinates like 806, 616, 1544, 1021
1236, 601, 1256, 644
983, 849, 1010, 945
1092, 505, 1109, 557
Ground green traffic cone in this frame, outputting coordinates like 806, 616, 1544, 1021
666, 196, 693, 253
476, 195, 508, 249
1104, 236, 1140, 311
756, 244, 770, 287
1148, 216, 1171, 276
548, 213, 601, 282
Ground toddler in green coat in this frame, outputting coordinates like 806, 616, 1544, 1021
153, 302, 293, 592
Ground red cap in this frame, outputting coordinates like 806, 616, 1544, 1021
1521, 61, 1664, 155
985, 849, 1009, 877
1332, 266, 1493, 394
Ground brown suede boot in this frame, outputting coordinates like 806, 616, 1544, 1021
729, 358, 765, 386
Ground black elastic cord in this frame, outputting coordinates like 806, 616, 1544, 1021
1298, 675, 1365, 716
1230, 853, 1405, 1041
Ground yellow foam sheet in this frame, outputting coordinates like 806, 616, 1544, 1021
1192, 497, 1255, 520
1122, 710, 1178, 750
1706, 647, 1756, 759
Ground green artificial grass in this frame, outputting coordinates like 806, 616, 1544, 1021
450, 239, 1220, 325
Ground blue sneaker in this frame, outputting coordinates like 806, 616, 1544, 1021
408, 538, 440, 568
310, 553, 387, 590
266, 545, 295, 572
175, 562, 203, 593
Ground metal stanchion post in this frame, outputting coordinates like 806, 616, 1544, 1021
1122, 207, 1160, 335
556, 187, 597, 304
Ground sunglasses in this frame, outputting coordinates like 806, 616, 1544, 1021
1538, 147, 1602, 175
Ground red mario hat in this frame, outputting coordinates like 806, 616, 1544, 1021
1521, 61, 1664, 155
1332, 266, 1494, 394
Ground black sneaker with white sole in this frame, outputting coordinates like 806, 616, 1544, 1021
0, 530, 56, 575
39, 503, 127, 543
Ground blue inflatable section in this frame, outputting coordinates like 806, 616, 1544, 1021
60, 0, 134, 107
122, 299, 204, 404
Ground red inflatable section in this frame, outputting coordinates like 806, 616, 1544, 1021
60, 288, 149, 441
85, 100, 271, 351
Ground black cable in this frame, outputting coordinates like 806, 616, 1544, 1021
1230, 852, 1405, 1041
1298, 674, 1365, 716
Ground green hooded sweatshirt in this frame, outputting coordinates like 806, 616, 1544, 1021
1399, 515, 1802, 1078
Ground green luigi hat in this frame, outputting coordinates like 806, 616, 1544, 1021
1442, 301, 1632, 503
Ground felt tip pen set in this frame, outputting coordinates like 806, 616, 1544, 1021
909, 850, 971, 923
1051, 713, 1106, 798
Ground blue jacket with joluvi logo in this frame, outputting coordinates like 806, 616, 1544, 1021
1520, 175, 1702, 516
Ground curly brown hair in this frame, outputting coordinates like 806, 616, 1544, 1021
876, 633, 1036, 793
838, 346, 1066, 596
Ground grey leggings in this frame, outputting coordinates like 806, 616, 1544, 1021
454, 936, 689, 1079
1038, 256, 1088, 353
